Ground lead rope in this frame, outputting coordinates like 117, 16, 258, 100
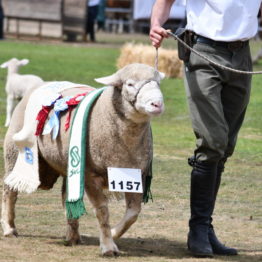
155, 47, 159, 71
167, 31, 262, 75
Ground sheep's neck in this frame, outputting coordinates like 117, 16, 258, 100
116, 117, 150, 148
7, 68, 19, 76
104, 87, 150, 149
110, 104, 150, 148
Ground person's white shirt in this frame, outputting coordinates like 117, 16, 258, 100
88, 0, 100, 7
186, 0, 262, 41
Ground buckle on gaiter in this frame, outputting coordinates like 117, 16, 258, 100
188, 156, 196, 167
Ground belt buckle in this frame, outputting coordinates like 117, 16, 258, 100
228, 41, 243, 51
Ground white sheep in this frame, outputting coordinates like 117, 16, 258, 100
1, 63, 165, 256
1, 58, 44, 127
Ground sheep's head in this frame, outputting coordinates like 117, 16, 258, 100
1, 58, 29, 73
95, 63, 165, 118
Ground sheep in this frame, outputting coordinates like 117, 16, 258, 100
1, 63, 165, 256
1, 58, 44, 127
117, 43, 183, 78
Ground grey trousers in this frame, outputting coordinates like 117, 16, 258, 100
184, 42, 252, 162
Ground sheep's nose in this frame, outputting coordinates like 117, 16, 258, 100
151, 101, 163, 109
150, 100, 164, 115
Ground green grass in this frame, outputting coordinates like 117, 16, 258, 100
0, 36, 261, 262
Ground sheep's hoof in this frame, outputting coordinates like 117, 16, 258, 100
64, 237, 81, 246
3, 228, 18, 237
102, 250, 120, 257
1, 220, 18, 237
101, 242, 120, 257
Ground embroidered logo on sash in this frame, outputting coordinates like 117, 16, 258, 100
70, 146, 81, 168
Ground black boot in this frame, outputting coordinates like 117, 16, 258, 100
209, 225, 238, 255
187, 158, 217, 258
208, 159, 238, 256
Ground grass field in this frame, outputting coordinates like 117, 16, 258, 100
0, 34, 261, 262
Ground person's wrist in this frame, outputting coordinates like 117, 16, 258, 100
150, 20, 161, 29
151, 24, 161, 30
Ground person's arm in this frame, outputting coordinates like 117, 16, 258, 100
150, 0, 176, 48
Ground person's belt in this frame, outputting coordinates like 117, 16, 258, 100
195, 35, 249, 50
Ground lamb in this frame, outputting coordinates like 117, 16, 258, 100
1, 58, 44, 127
1, 63, 165, 256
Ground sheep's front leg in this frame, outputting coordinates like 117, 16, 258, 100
86, 177, 119, 256
5, 95, 14, 127
111, 192, 142, 239
61, 178, 81, 245
65, 219, 81, 245
1, 184, 18, 237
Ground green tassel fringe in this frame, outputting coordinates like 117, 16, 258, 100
143, 160, 153, 203
143, 128, 154, 203
66, 199, 87, 219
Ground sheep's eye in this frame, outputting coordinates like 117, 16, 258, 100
127, 82, 133, 87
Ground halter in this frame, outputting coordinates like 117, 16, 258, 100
129, 79, 158, 106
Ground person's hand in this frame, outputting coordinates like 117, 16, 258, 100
149, 25, 169, 48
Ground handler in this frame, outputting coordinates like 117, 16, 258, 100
85, 0, 100, 42
150, 0, 262, 258
0, 0, 4, 40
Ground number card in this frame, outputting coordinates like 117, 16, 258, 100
107, 167, 143, 193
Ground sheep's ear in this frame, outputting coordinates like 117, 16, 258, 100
0, 62, 8, 68
159, 71, 165, 80
95, 73, 122, 87
19, 59, 29, 66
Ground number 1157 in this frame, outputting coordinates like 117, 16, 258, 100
110, 180, 141, 191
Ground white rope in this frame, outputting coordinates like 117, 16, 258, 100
167, 31, 262, 75
155, 47, 159, 71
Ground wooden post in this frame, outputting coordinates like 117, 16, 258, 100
38, 20, 42, 40
61, 0, 65, 40
62, 0, 87, 42
6, 16, 10, 33
16, 18, 19, 38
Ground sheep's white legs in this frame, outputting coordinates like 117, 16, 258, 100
86, 177, 119, 256
111, 192, 142, 239
61, 178, 81, 245
1, 184, 18, 237
5, 95, 14, 127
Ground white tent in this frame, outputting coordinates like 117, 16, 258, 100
133, 0, 186, 20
